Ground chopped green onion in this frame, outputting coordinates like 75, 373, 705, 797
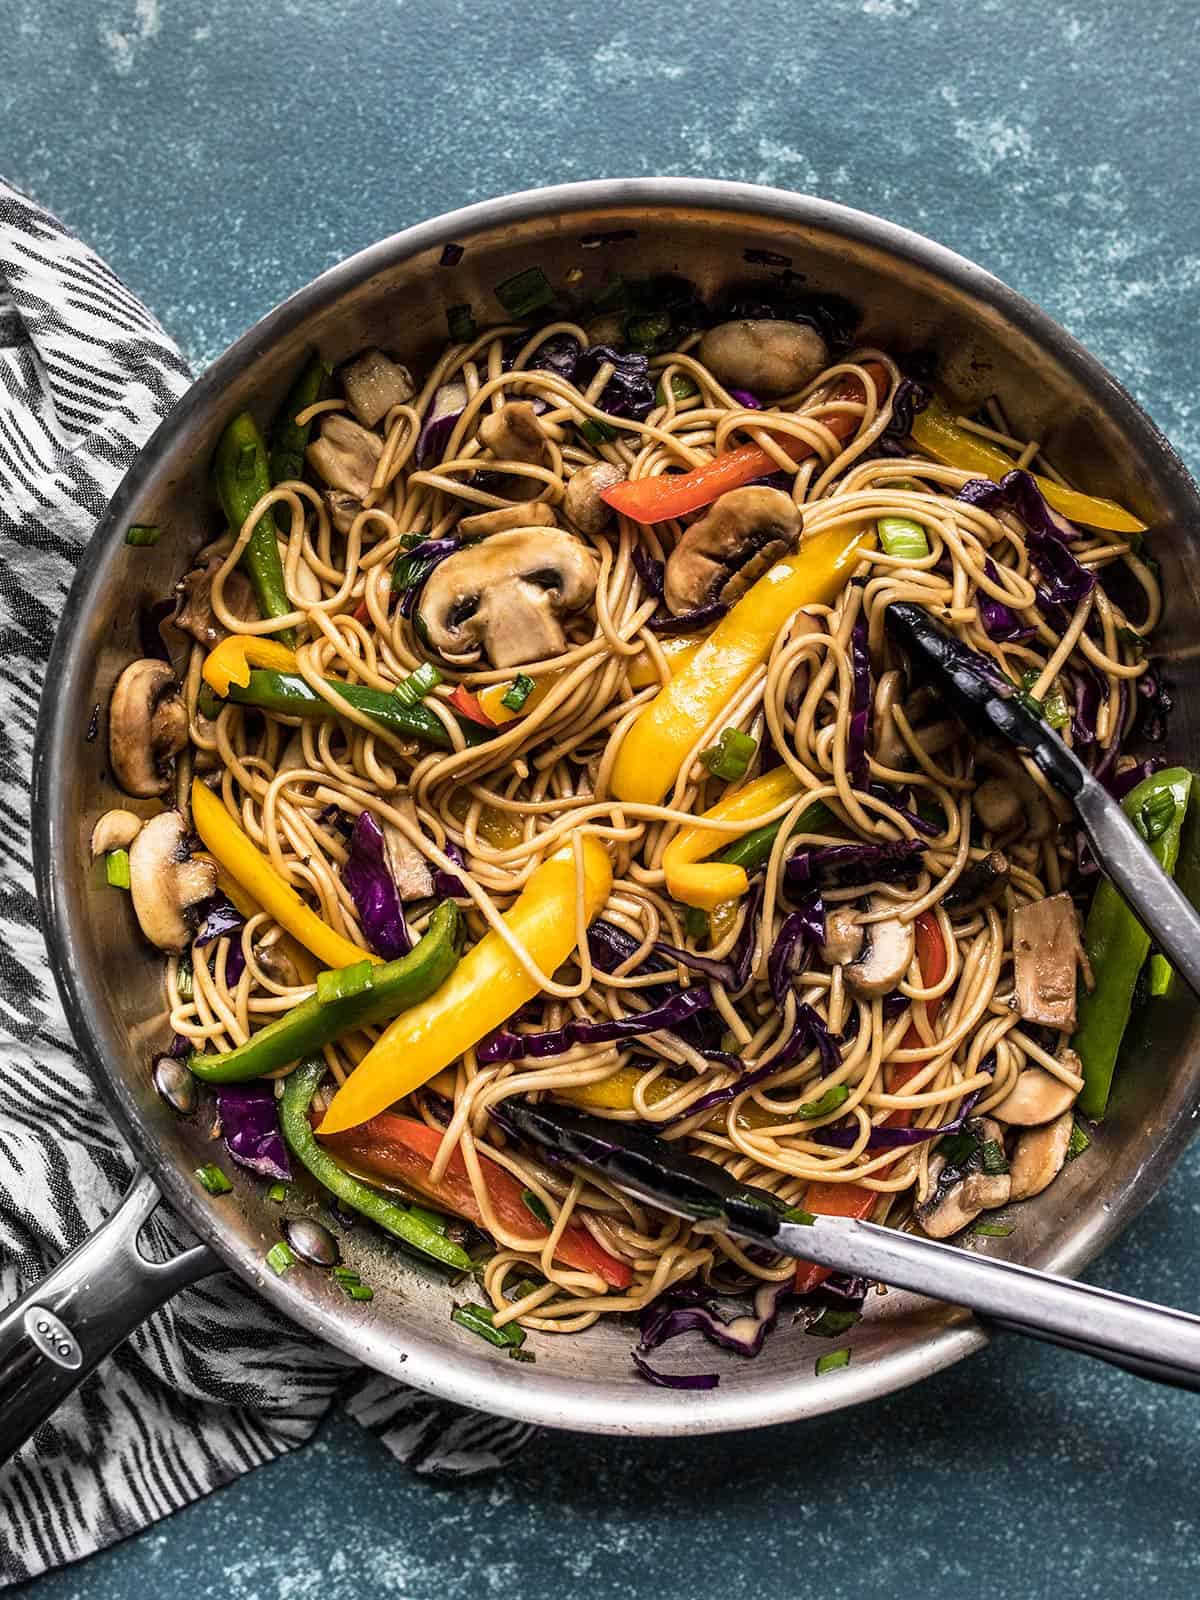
266, 1240, 296, 1275
509, 1279, 541, 1300
521, 1189, 552, 1227
657, 373, 699, 405
267, 1182, 287, 1204
408, 1205, 450, 1235
501, 673, 536, 713
780, 1206, 816, 1225
105, 848, 131, 890
1042, 686, 1071, 729
806, 1306, 861, 1338
980, 1137, 1009, 1176
394, 660, 443, 707
316, 960, 375, 1006
196, 684, 224, 720
1066, 1120, 1091, 1162
973, 1220, 1015, 1237
125, 524, 161, 546
509, 1346, 536, 1363
451, 1303, 527, 1349
795, 1085, 850, 1120
580, 417, 616, 447
625, 312, 671, 352
332, 1265, 362, 1283
176, 957, 193, 1001
592, 277, 629, 311
877, 515, 930, 561
392, 538, 452, 595
815, 1348, 851, 1376
701, 727, 758, 782
1138, 788, 1177, 844
937, 1129, 978, 1166
1149, 953, 1174, 997
683, 905, 709, 942
196, 1163, 232, 1195
347, 1283, 375, 1301
495, 266, 553, 318
447, 304, 477, 344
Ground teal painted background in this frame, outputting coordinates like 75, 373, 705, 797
6, 0, 1200, 1594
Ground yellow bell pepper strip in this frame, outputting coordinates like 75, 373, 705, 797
318, 837, 614, 1133
663, 765, 804, 911
557, 1066, 682, 1111
191, 777, 376, 972
910, 397, 1146, 534
627, 633, 703, 689
204, 635, 298, 697
611, 524, 876, 806
601, 364, 890, 525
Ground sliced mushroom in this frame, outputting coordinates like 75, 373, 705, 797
90, 809, 143, 857
109, 660, 189, 799
563, 461, 627, 535
1008, 1110, 1074, 1200
698, 319, 830, 398
916, 1117, 1012, 1237
172, 551, 257, 648
943, 851, 1009, 914
256, 940, 301, 988
325, 490, 363, 535
128, 810, 217, 952
1012, 892, 1086, 1030
306, 413, 384, 499
845, 896, 915, 996
339, 349, 415, 427
664, 487, 801, 615
820, 905, 864, 967
992, 1061, 1079, 1127
478, 401, 551, 503
974, 776, 1023, 833
382, 797, 434, 900
458, 502, 557, 539
417, 528, 599, 669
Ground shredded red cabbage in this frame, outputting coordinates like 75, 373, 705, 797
676, 1004, 840, 1122
647, 598, 729, 636
1134, 662, 1173, 744
215, 1083, 291, 1180
195, 895, 246, 983
654, 880, 764, 996
416, 380, 467, 465
956, 472, 1096, 611
639, 1278, 788, 1359
728, 387, 761, 409
631, 544, 665, 599
818, 1088, 980, 1151
343, 811, 411, 959
477, 986, 714, 1064
848, 613, 871, 786
573, 345, 656, 420
588, 919, 672, 980
979, 557, 1036, 643
432, 838, 468, 900
785, 838, 926, 892
1109, 756, 1166, 801
631, 1351, 719, 1390
767, 899, 824, 1005
867, 783, 941, 838
393, 537, 462, 619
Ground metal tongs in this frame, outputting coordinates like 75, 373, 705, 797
505, 604, 1200, 1390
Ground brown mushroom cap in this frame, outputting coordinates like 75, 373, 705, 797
173, 552, 256, 648
417, 528, 599, 669
128, 810, 217, 952
306, 414, 384, 499
90, 809, 144, 857
664, 486, 801, 615
108, 659, 188, 799
563, 461, 626, 536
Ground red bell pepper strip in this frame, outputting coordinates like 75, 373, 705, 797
794, 913, 948, 1293
447, 683, 495, 727
601, 363, 890, 526
320, 1112, 633, 1288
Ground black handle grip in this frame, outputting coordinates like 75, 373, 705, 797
0, 1168, 218, 1465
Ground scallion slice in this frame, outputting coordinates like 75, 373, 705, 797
451, 1303, 527, 1349
105, 848, 131, 889
394, 660, 443, 707
815, 1348, 851, 1376
807, 1306, 861, 1338
973, 1220, 1014, 1237
447, 304, 477, 344
196, 1163, 232, 1195
266, 1240, 296, 1275
1066, 1120, 1091, 1162
267, 1182, 287, 1204
347, 1283, 375, 1301
495, 266, 553, 318
125, 524, 161, 547
176, 957, 193, 1001
521, 1189, 552, 1227
795, 1084, 850, 1120
580, 417, 616, 447
877, 515, 930, 561
501, 673, 536, 713
701, 727, 758, 782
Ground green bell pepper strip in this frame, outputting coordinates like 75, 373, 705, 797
190, 902, 463, 1084
715, 799, 837, 876
268, 352, 330, 520
226, 667, 492, 752
214, 410, 296, 647
280, 1055, 473, 1271
1073, 766, 1193, 1119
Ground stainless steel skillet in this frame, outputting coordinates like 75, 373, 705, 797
6, 179, 1200, 1457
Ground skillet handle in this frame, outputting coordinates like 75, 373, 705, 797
0, 1167, 218, 1466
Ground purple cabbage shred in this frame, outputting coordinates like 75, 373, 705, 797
477, 986, 714, 1064
215, 1083, 291, 1181
343, 811, 411, 959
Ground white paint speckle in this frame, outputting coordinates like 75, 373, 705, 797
98, 0, 161, 75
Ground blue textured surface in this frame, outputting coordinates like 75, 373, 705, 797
7, 0, 1200, 1595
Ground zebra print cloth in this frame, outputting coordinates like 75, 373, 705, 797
0, 180, 533, 1588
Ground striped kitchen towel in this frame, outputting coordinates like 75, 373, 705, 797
0, 179, 532, 1588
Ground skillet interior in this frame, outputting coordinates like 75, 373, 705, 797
33, 179, 1200, 1434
